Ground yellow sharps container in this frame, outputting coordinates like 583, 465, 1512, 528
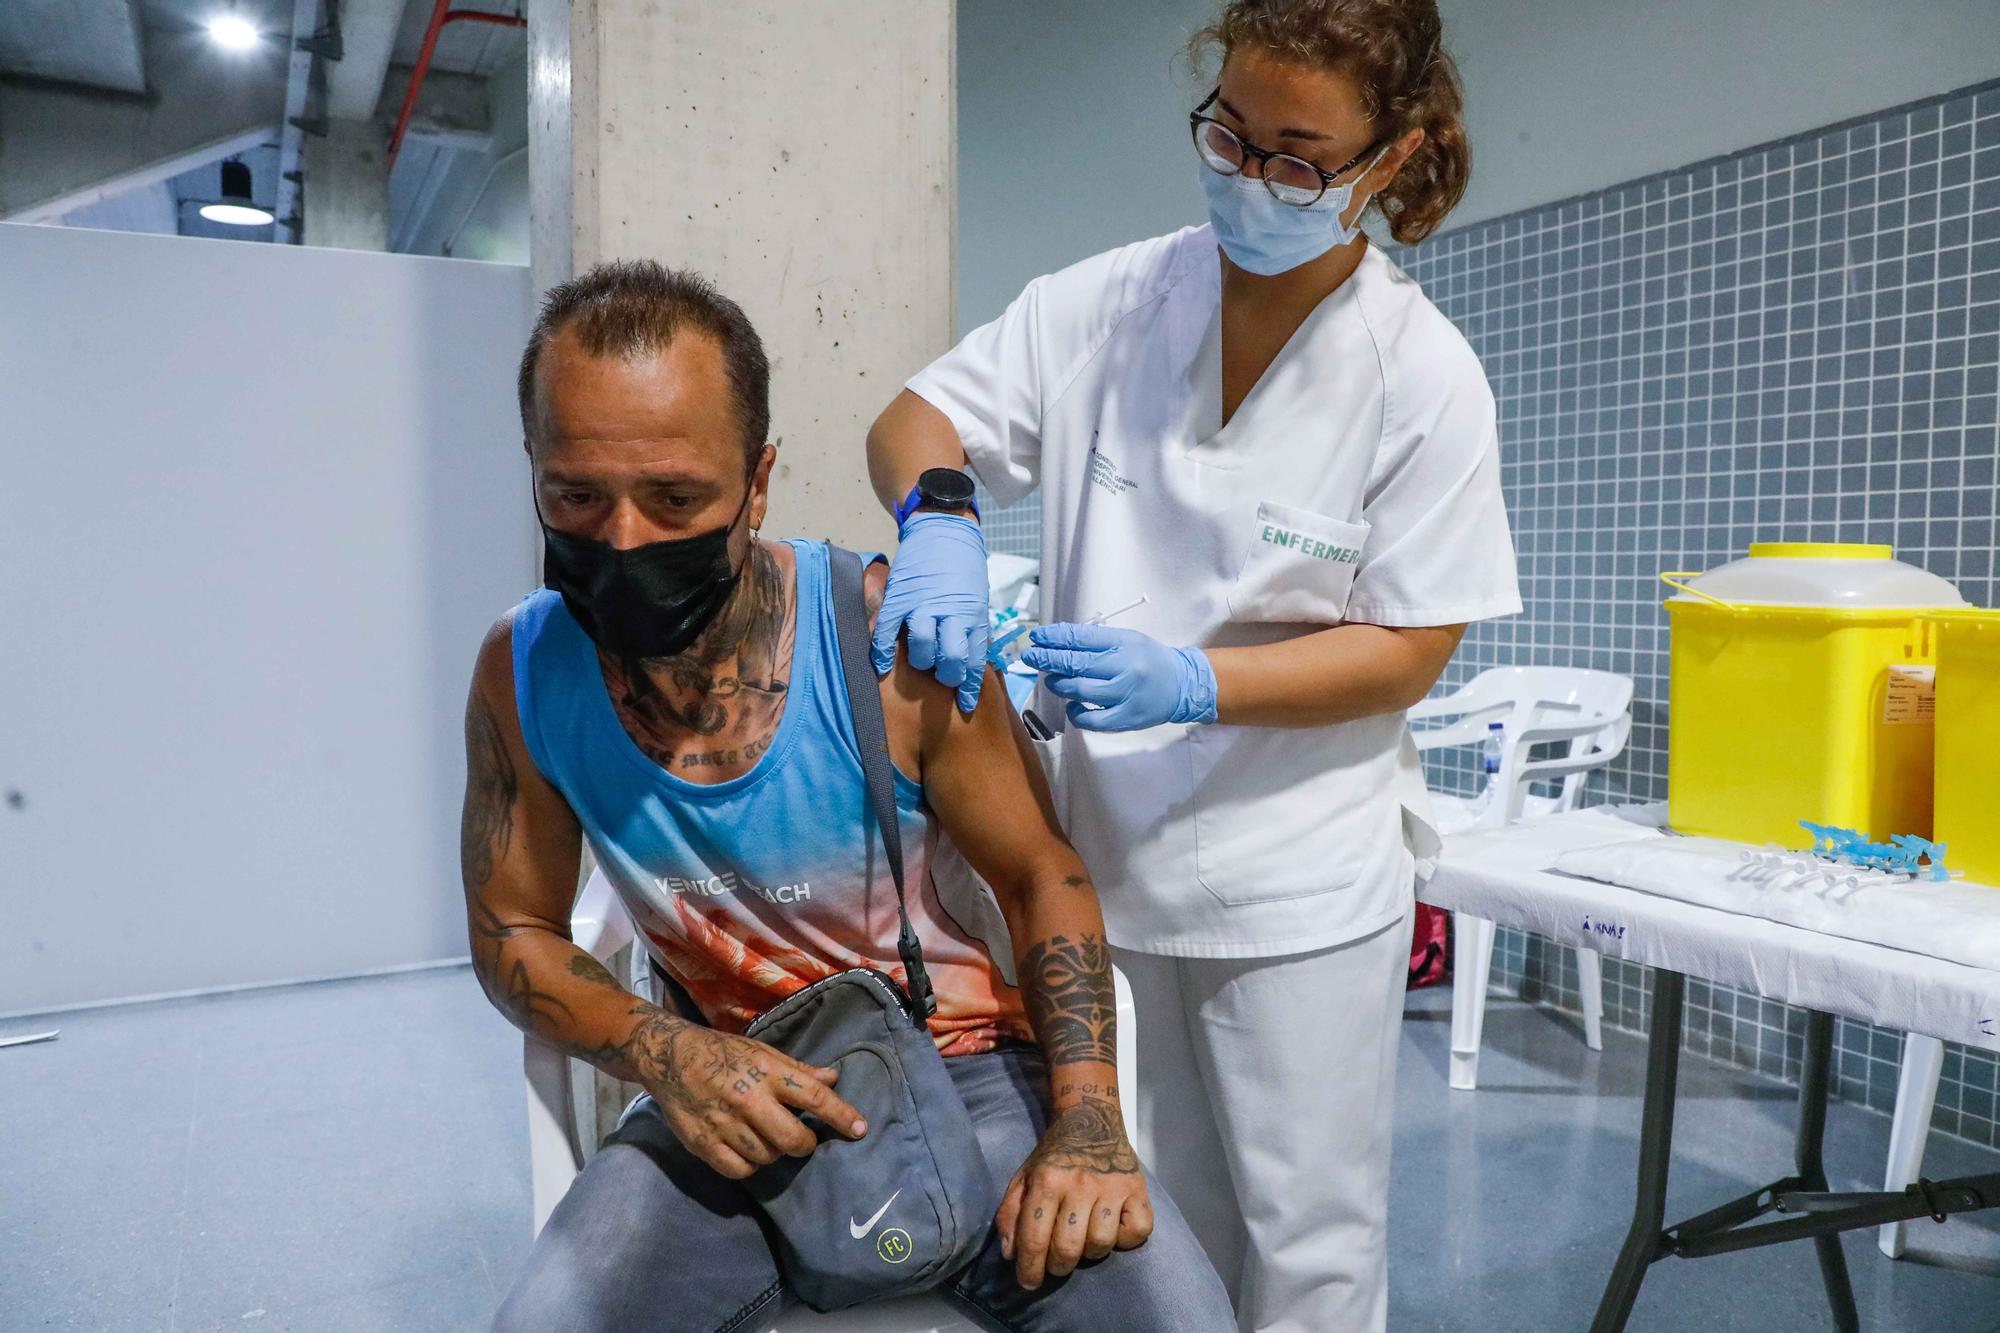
1662, 543, 1967, 848
1926, 609, 2000, 886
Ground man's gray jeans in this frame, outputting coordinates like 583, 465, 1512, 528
491, 1043, 1236, 1333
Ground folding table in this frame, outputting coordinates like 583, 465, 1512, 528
1421, 805, 2000, 1333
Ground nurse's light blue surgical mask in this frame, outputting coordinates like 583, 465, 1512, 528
1190, 89, 1391, 276
1198, 162, 1388, 275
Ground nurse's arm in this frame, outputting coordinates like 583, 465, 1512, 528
1206, 621, 1467, 728
866, 389, 970, 512
887, 655, 1153, 1285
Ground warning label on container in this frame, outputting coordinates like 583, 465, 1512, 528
1884, 665, 1936, 725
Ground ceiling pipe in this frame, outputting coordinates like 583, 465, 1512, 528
387, 0, 451, 165
446, 10, 529, 27
388, 5, 528, 165
271, 0, 325, 242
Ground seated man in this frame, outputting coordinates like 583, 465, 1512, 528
466, 260, 1234, 1333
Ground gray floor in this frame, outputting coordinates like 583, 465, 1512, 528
3, 967, 1996, 1332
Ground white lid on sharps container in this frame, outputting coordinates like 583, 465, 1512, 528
1666, 543, 1968, 610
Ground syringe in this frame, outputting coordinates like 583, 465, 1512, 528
1084, 594, 1149, 627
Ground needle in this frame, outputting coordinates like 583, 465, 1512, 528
1084, 594, 1149, 627
1017, 595, 1151, 736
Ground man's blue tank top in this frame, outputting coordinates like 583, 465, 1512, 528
511, 539, 1029, 1055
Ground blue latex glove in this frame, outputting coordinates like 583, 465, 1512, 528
871, 511, 989, 713
1021, 623, 1219, 732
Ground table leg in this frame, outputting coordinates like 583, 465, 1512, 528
1797, 1010, 1859, 1333
1449, 913, 1499, 1090
1590, 968, 1686, 1333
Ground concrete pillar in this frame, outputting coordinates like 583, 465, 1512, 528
527, 0, 955, 550
302, 119, 390, 252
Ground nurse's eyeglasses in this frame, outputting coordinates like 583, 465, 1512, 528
1189, 90, 1381, 208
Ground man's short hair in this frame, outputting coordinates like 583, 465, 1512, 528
517, 260, 771, 470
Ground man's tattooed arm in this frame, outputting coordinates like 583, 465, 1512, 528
461, 686, 693, 1088
892, 599, 1154, 1273
468, 865, 765, 1144
468, 883, 778, 1139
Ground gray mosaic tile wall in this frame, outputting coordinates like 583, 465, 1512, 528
976, 480, 1040, 560
976, 78, 2000, 1152
1398, 78, 2000, 1153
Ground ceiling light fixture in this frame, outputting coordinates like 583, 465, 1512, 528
199, 159, 275, 227
206, 13, 260, 51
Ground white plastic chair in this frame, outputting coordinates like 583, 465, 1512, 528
523, 866, 1137, 1330
1409, 666, 1634, 1090
1879, 1032, 1946, 1259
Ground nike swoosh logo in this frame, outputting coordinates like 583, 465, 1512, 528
849, 1189, 902, 1240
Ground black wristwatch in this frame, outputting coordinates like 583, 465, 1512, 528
895, 467, 980, 525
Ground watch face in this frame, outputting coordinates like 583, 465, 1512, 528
918, 467, 976, 507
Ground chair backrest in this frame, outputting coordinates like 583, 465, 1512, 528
569, 861, 634, 960
1506, 668, 1632, 812
1410, 666, 1634, 828
1540, 710, 1632, 814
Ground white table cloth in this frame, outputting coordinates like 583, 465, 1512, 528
1421, 804, 2000, 1055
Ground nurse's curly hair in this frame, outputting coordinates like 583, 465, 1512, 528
1187, 0, 1469, 245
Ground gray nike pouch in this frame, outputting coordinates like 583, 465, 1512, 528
734, 543, 999, 1311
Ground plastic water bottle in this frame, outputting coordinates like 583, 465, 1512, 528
1464, 722, 1505, 820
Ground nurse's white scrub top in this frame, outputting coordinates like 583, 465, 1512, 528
908, 225, 1523, 959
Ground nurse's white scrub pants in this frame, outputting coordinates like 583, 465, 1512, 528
1115, 910, 1413, 1333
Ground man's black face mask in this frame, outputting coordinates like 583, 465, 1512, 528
538, 485, 752, 660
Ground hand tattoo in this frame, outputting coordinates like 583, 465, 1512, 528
1028, 1097, 1140, 1175
626, 1011, 724, 1116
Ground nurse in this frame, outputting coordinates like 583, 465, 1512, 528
866, 3, 1519, 1330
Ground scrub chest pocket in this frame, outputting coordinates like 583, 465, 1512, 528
1224, 499, 1369, 623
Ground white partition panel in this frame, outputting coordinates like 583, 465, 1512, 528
0, 223, 534, 1013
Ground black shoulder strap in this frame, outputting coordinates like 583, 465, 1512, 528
825, 543, 937, 1019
